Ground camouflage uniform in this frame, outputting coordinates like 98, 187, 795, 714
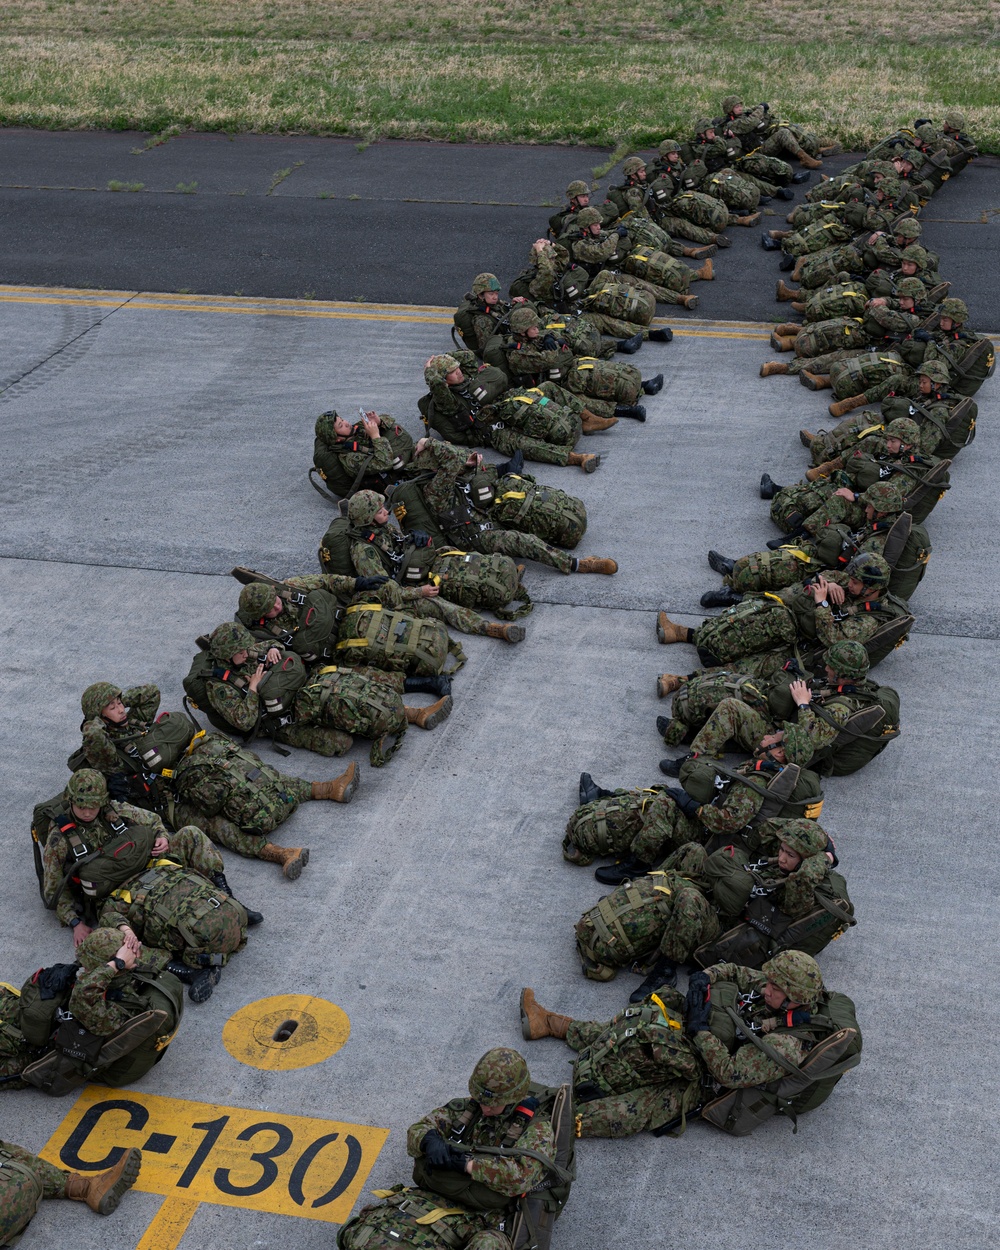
0, 986, 33, 1089
236, 573, 361, 662
337, 1187, 513, 1250
313, 411, 414, 497
572, 218, 697, 306
0, 1140, 69, 1240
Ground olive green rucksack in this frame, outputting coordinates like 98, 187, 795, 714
67, 712, 198, 781
385, 477, 450, 547
317, 515, 357, 577
680, 758, 825, 824
767, 680, 902, 776
492, 473, 587, 549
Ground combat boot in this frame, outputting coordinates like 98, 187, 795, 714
760, 361, 789, 377
648, 326, 673, 342
211, 872, 263, 926
759, 473, 783, 499
595, 854, 651, 886
405, 696, 453, 729
573, 557, 618, 575
791, 170, 813, 183
258, 842, 309, 881
800, 370, 832, 390
692, 258, 714, 281
777, 186, 796, 200
761, 232, 780, 251
495, 449, 524, 477
805, 456, 844, 481
519, 988, 572, 1041
817, 142, 842, 156
775, 279, 799, 301
707, 550, 735, 576
712, 233, 732, 248
656, 673, 684, 698
656, 612, 692, 645
629, 959, 678, 1003
659, 753, 693, 778
580, 410, 617, 432
797, 150, 823, 169
579, 772, 616, 805
483, 622, 526, 643
404, 674, 452, 697
642, 373, 664, 394
568, 451, 601, 473
614, 403, 647, 421
616, 330, 643, 354
164, 959, 222, 1003
769, 333, 797, 352
791, 258, 805, 281
799, 429, 816, 448
779, 252, 796, 271
683, 243, 717, 259
700, 587, 743, 608
731, 211, 762, 227
311, 761, 359, 804
790, 300, 807, 313
65, 1148, 142, 1214
774, 321, 802, 336
676, 294, 699, 309
829, 393, 868, 418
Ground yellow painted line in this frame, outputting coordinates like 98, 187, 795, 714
222, 993, 351, 1071
136, 1196, 199, 1250
41, 1085, 389, 1229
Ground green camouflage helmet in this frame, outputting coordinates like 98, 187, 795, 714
918, 360, 950, 384
823, 639, 871, 681
471, 272, 501, 297
845, 551, 891, 590
510, 306, 542, 334
575, 206, 604, 229
425, 353, 460, 384
939, 297, 968, 324
762, 950, 824, 1007
884, 416, 920, 445
780, 722, 814, 766
876, 176, 902, 200
778, 819, 829, 859
347, 489, 387, 527
566, 179, 590, 198
239, 582, 278, 619
657, 139, 681, 157
721, 95, 743, 115
76, 928, 125, 971
894, 276, 926, 299
943, 111, 965, 132
622, 156, 646, 176
695, 118, 715, 136
860, 479, 907, 515
208, 620, 255, 663
468, 1047, 531, 1106
81, 681, 122, 721
67, 768, 109, 807
900, 244, 929, 271
894, 218, 921, 240
915, 123, 937, 142
905, 148, 927, 169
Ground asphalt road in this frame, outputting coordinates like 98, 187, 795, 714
1, 128, 999, 326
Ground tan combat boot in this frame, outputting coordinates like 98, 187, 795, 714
259, 843, 309, 880
829, 393, 868, 418
484, 622, 526, 644
817, 142, 842, 156
65, 1148, 142, 1215
791, 259, 805, 282
775, 279, 799, 302
731, 211, 762, 227
774, 322, 802, 336
677, 293, 699, 309
656, 612, 691, 644
760, 361, 790, 377
692, 258, 714, 281
768, 229, 791, 241
311, 761, 359, 804
574, 557, 618, 575
790, 300, 807, 313
805, 456, 844, 481
580, 410, 618, 433
568, 451, 601, 473
769, 332, 797, 352
799, 429, 816, 448
657, 673, 684, 697
682, 243, 717, 259
800, 370, 832, 390
405, 696, 453, 729
519, 988, 572, 1041
797, 150, 823, 169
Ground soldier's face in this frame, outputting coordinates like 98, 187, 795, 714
732, 104, 744, 116
587, 223, 602, 236
265, 596, 282, 619
71, 803, 101, 823
846, 576, 866, 596
574, 194, 590, 207
334, 415, 353, 437
666, 152, 681, 165
777, 843, 803, 873
101, 696, 128, 724
374, 506, 390, 524
900, 261, 918, 276
231, 648, 250, 666
885, 437, 903, 454
477, 1102, 508, 1117
526, 326, 540, 339
899, 297, 915, 311
445, 367, 464, 385
939, 317, 955, 332
636, 168, 646, 182
763, 981, 794, 1010
865, 503, 877, 521
483, 290, 500, 306
919, 375, 934, 392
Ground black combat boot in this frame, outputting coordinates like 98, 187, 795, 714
648, 327, 673, 343
777, 186, 796, 200
659, 754, 692, 778
212, 872, 263, 927
595, 855, 651, 886
707, 550, 735, 576
403, 674, 453, 697
616, 331, 643, 354
791, 170, 812, 183
778, 252, 796, 270
629, 958, 679, 1003
761, 232, 780, 251
579, 772, 616, 805
655, 715, 671, 736
759, 473, 783, 500
641, 374, 664, 395
767, 530, 804, 549
165, 959, 221, 1004
495, 449, 524, 476
614, 404, 647, 422
700, 587, 743, 608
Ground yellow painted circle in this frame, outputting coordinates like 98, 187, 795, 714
222, 994, 351, 1071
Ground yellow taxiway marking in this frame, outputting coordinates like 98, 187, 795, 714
41, 1085, 389, 1246
222, 993, 351, 1071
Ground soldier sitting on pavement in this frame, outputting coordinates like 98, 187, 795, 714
313, 408, 415, 500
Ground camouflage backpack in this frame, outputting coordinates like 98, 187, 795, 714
318, 514, 357, 577
668, 190, 730, 231
490, 390, 580, 445
802, 280, 869, 323
581, 280, 655, 325
171, 735, 299, 835
491, 473, 587, 549
692, 595, 799, 667
335, 600, 457, 676
621, 247, 686, 289
293, 666, 408, 767
108, 860, 247, 962
429, 549, 533, 620
795, 317, 868, 358
67, 712, 199, 787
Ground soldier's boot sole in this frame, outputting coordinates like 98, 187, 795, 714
65, 1147, 143, 1215
189, 967, 222, 1003
684, 244, 717, 259
712, 233, 733, 248
657, 673, 683, 698
656, 612, 689, 645
677, 294, 699, 309
485, 622, 526, 643
800, 371, 832, 391
406, 695, 453, 730
519, 988, 572, 1041
799, 429, 816, 448
707, 549, 735, 575
312, 761, 359, 803
760, 361, 789, 377
769, 333, 796, 352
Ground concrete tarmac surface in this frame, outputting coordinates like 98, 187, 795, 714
0, 277, 997, 1249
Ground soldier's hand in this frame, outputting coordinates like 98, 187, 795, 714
362, 412, 381, 438
616, 223, 630, 238
120, 925, 141, 954
112, 942, 138, 970
419, 585, 439, 598
353, 576, 390, 591
72, 922, 93, 949
152, 835, 170, 856
465, 452, 483, 468
807, 576, 830, 602
789, 679, 811, 706
666, 787, 700, 818
265, 646, 282, 665
826, 581, 846, 604
247, 663, 268, 693
421, 1130, 454, 1169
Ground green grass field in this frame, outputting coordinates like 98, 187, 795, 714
1, 0, 998, 151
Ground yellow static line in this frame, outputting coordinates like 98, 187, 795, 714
135, 1196, 200, 1250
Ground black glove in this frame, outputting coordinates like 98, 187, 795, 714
687, 971, 710, 1002
913, 329, 933, 342
686, 996, 712, 1035
353, 576, 390, 591
666, 787, 700, 818
825, 836, 840, 868
421, 1130, 454, 1169
616, 223, 630, 238
410, 530, 433, 548
760, 102, 770, 112
541, 332, 560, 351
